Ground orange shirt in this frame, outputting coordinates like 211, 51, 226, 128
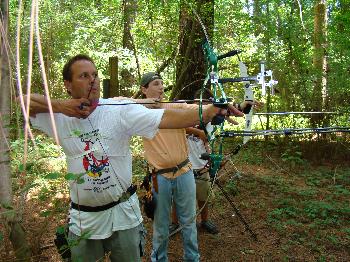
143, 103, 198, 179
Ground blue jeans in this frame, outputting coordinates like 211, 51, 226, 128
151, 170, 199, 262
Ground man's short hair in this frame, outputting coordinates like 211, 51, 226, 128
140, 72, 162, 87
62, 54, 95, 81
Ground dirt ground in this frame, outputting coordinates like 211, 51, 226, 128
1, 156, 349, 262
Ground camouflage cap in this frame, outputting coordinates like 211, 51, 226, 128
140, 72, 162, 87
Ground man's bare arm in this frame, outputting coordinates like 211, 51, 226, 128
112, 97, 161, 109
19, 94, 91, 118
159, 104, 243, 129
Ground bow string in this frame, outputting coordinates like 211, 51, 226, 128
200, 41, 227, 179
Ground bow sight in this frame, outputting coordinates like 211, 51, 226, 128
218, 61, 278, 96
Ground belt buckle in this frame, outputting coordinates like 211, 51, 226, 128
173, 165, 180, 175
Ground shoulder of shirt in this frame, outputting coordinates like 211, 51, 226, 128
32, 112, 63, 118
100, 98, 135, 105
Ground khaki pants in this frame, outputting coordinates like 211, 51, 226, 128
69, 224, 145, 262
195, 171, 210, 202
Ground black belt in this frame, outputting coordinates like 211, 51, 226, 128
71, 184, 137, 212
156, 158, 190, 175
193, 168, 208, 177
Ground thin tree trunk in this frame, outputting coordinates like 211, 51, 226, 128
253, 0, 262, 37
0, 0, 31, 260
312, 0, 328, 125
0, 0, 11, 207
120, 0, 137, 97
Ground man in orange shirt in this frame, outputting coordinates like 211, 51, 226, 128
140, 72, 244, 262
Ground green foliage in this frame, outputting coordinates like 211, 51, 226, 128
224, 180, 239, 195
5, 1, 350, 258
130, 136, 147, 181
304, 200, 349, 224
268, 198, 301, 221
8, 0, 350, 120
54, 224, 92, 258
262, 164, 350, 258
39, 210, 52, 218
132, 156, 148, 182
334, 184, 350, 195
10, 135, 69, 213
64, 173, 85, 184
229, 141, 265, 164
44, 172, 61, 180
1, 203, 13, 210
281, 146, 305, 167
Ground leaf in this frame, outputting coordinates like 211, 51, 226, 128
65, 173, 85, 183
71, 129, 82, 137
56, 225, 66, 235
77, 177, 85, 184
80, 230, 93, 240
18, 163, 24, 172
18, 163, 35, 173
59, 245, 70, 252
0, 210, 16, 216
25, 162, 35, 171
65, 173, 77, 180
0, 232, 3, 242
19, 182, 38, 194
40, 210, 51, 217
44, 172, 61, 180
1, 203, 13, 210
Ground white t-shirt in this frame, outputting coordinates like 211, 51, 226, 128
187, 135, 207, 170
187, 124, 212, 170
30, 98, 164, 239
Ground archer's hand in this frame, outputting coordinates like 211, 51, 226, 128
227, 104, 244, 117
204, 104, 243, 125
58, 98, 93, 118
197, 129, 208, 143
20, 94, 94, 119
225, 116, 239, 125
253, 100, 264, 110
224, 104, 244, 125
240, 100, 264, 112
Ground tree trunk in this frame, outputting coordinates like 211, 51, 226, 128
120, 0, 137, 97
312, 0, 328, 125
253, 0, 262, 37
0, 0, 31, 260
171, 0, 214, 100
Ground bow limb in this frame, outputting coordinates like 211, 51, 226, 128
201, 41, 228, 178
239, 61, 254, 145
167, 7, 226, 238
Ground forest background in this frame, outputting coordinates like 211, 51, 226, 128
0, 0, 349, 261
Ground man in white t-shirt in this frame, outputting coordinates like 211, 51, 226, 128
24, 55, 236, 262
186, 124, 220, 234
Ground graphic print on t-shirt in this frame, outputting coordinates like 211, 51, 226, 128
188, 134, 201, 143
80, 129, 110, 179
